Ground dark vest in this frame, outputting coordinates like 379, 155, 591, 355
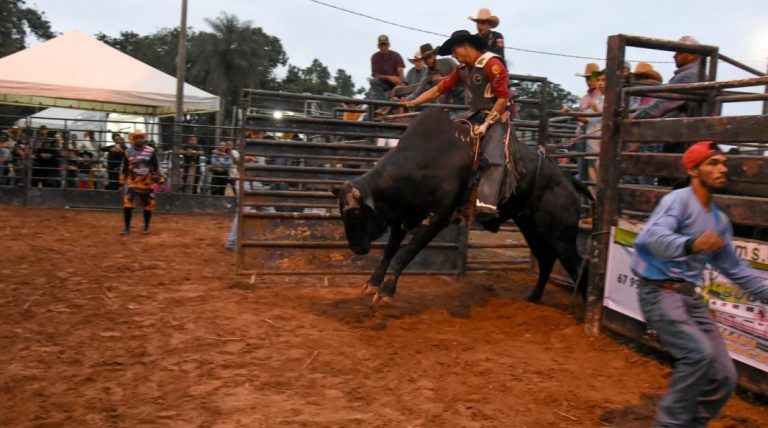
459, 52, 501, 112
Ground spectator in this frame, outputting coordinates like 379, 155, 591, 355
176, 134, 204, 194
633, 35, 703, 186
209, 141, 233, 196
101, 133, 126, 190
63, 146, 79, 188
10, 139, 27, 186
53, 131, 65, 149
469, 8, 505, 60
369, 34, 405, 102
627, 62, 664, 186
76, 151, 95, 189
0, 133, 11, 185
405, 51, 427, 85
226, 140, 239, 197
32, 139, 60, 188
633, 36, 702, 121
629, 62, 663, 109
32, 125, 50, 149
408, 43, 462, 104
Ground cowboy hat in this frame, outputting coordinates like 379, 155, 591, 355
437, 30, 486, 56
575, 63, 601, 77
128, 131, 147, 144
468, 8, 499, 28
407, 51, 422, 64
419, 43, 435, 58
633, 62, 662, 82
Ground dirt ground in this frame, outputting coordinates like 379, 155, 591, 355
1, 205, 767, 428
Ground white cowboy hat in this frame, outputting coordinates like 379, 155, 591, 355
468, 8, 499, 28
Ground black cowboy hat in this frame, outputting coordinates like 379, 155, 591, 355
437, 30, 486, 56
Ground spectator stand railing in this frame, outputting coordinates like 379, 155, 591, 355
583, 34, 768, 393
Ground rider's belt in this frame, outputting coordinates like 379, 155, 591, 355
638, 278, 697, 297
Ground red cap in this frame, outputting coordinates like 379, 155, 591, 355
682, 141, 720, 170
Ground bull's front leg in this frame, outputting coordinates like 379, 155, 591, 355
363, 225, 406, 296
375, 215, 450, 304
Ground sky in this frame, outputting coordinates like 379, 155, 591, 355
27, 0, 768, 115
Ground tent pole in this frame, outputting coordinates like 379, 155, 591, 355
172, 0, 188, 193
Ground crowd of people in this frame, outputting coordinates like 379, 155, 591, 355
0, 124, 246, 196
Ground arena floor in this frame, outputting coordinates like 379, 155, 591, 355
1, 205, 766, 427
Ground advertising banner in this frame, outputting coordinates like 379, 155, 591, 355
604, 220, 768, 372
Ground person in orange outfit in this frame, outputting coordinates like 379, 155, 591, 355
119, 131, 164, 235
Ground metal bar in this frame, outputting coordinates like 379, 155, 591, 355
538, 79, 550, 148
718, 53, 767, 77
243, 89, 469, 111
624, 76, 768, 95
717, 93, 768, 103
586, 34, 626, 336
623, 34, 719, 55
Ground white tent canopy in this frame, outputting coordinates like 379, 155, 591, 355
0, 30, 219, 116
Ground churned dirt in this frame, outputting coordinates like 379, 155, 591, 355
1, 205, 766, 427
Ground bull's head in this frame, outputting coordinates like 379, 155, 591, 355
332, 181, 386, 255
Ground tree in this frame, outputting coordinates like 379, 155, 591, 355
0, 0, 55, 58
514, 81, 579, 121
188, 13, 287, 114
96, 28, 182, 76
333, 69, 355, 97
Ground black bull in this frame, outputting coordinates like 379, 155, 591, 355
333, 108, 591, 303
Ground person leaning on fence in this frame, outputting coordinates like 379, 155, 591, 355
630, 141, 768, 427
400, 30, 509, 229
119, 131, 164, 235
405, 51, 427, 85
469, 8, 505, 60
369, 34, 405, 105
209, 141, 233, 196
101, 133, 126, 190
176, 134, 204, 194
408, 43, 462, 104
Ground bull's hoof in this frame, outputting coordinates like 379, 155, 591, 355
526, 294, 542, 303
372, 293, 395, 305
363, 284, 380, 296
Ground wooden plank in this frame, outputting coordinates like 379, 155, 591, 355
585, 34, 626, 336
621, 115, 768, 142
620, 153, 768, 184
619, 185, 768, 227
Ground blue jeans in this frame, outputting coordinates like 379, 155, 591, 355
637, 286, 738, 427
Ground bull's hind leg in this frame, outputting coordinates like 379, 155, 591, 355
363, 226, 406, 296
375, 216, 450, 304
527, 249, 557, 303
556, 241, 588, 301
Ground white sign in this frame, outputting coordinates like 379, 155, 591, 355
604, 221, 768, 373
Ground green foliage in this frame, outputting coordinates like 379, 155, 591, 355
96, 28, 181, 76
0, 0, 55, 58
189, 13, 287, 109
514, 81, 579, 121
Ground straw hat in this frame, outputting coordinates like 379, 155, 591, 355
407, 51, 422, 64
468, 8, 499, 28
575, 63, 601, 77
128, 131, 147, 144
633, 62, 662, 82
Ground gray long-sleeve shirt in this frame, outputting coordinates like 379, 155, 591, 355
633, 60, 701, 119
631, 187, 768, 299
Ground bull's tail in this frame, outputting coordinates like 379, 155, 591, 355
567, 174, 594, 202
